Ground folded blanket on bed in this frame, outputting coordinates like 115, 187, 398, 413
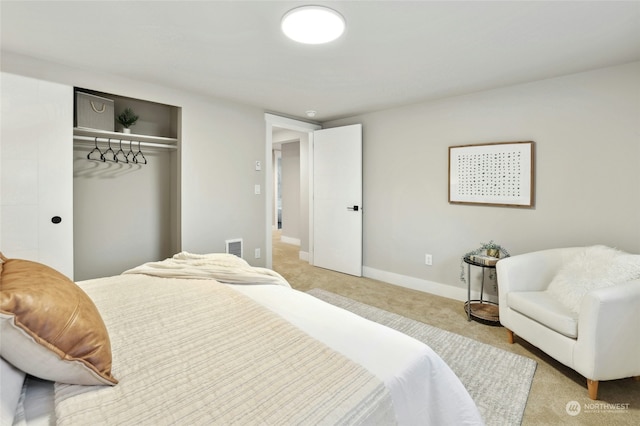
123, 251, 290, 287
54, 275, 395, 425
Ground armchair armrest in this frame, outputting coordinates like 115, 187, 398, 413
574, 279, 640, 380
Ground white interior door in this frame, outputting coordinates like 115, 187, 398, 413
312, 124, 362, 276
0, 72, 74, 278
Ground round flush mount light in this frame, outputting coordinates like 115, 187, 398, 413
305, 110, 317, 118
281, 6, 345, 44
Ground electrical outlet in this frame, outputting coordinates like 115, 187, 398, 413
255, 248, 261, 259
425, 254, 433, 266
254, 184, 261, 195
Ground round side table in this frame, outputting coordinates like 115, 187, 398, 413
463, 256, 501, 325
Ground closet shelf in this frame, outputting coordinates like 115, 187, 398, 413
73, 127, 178, 145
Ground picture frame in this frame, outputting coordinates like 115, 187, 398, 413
448, 141, 535, 208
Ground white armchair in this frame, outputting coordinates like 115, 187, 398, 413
496, 247, 640, 400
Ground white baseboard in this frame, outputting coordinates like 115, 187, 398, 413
280, 235, 301, 246
363, 266, 468, 302
299, 251, 309, 262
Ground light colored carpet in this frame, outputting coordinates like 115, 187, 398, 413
272, 230, 640, 425
308, 288, 536, 426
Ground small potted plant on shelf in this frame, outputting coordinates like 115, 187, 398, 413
460, 240, 510, 283
117, 108, 139, 134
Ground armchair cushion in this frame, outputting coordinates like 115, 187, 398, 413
508, 291, 578, 338
546, 245, 640, 313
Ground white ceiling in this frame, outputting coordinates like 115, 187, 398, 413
2, 1, 639, 122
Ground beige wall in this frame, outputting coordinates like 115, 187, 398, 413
324, 62, 640, 298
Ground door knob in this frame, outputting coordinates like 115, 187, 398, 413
51, 216, 62, 224
347, 206, 359, 211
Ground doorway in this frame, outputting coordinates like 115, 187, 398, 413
265, 115, 363, 277
271, 129, 309, 262
264, 114, 320, 269
274, 138, 301, 245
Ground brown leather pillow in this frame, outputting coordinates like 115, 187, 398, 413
0, 256, 117, 385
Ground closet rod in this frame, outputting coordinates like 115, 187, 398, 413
73, 135, 177, 150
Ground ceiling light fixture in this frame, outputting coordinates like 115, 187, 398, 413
281, 6, 345, 44
305, 110, 317, 118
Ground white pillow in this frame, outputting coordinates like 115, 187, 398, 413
546, 245, 640, 313
0, 357, 25, 426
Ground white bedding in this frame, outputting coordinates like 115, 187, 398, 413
229, 285, 483, 425
12, 377, 54, 426
13, 255, 483, 425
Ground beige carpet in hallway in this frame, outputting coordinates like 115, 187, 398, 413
271, 231, 639, 425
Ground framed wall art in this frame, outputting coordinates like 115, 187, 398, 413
448, 141, 535, 208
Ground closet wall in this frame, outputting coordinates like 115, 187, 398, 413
73, 89, 180, 280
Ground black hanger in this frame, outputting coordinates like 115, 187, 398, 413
133, 140, 147, 165
126, 140, 136, 163
115, 139, 128, 163
103, 138, 117, 162
87, 137, 105, 162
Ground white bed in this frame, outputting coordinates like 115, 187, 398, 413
1, 253, 483, 425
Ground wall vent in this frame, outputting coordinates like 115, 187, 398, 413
225, 238, 243, 258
